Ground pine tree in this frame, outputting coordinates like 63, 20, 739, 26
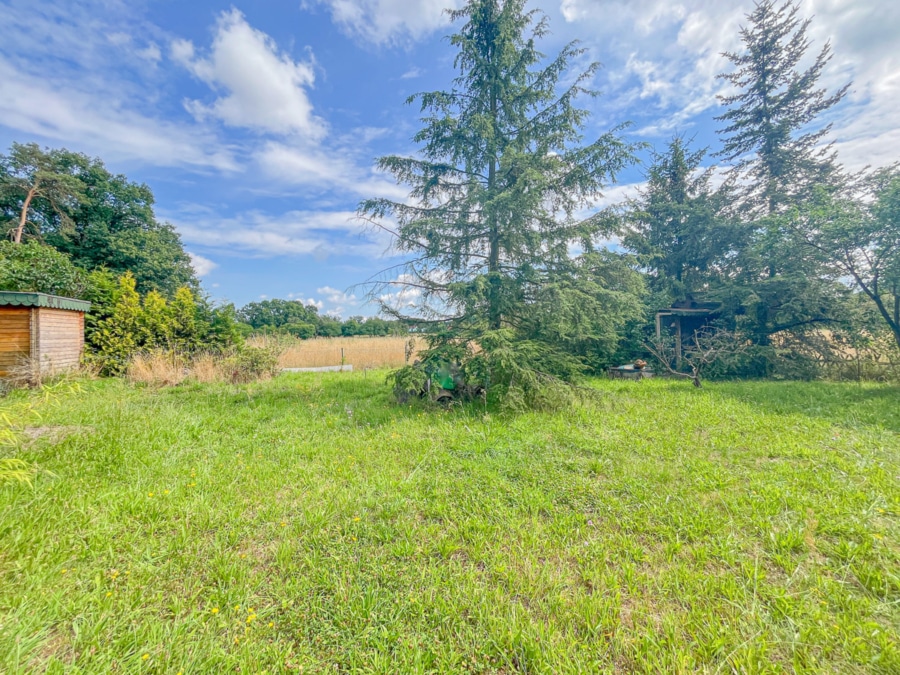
618, 136, 742, 302
713, 0, 853, 354
360, 0, 639, 401
716, 0, 849, 216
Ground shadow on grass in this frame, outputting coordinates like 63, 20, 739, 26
711, 380, 900, 433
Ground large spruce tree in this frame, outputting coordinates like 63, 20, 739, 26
716, 0, 848, 216
712, 0, 853, 355
361, 0, 641, 401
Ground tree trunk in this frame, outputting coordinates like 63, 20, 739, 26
13, 186, 38, 244
486, 88, 501, 331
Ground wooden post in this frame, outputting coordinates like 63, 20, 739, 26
675, 317, 683, 369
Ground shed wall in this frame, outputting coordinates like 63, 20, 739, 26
35, 308, 84, 373
0, 307, 33, 376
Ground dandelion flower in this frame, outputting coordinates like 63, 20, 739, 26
211, 607, 219, 614
353, 517, 360, 522
142, 653, 150, 660
163, 489, 170, 495
106, 592, 113, 597
148, 492, 154, 498
61, 569, 68, 574
280, 522, 287, 527
234, 604, 240, 611
268, 622, 274, 628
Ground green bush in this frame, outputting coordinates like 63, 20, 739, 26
0, 241, 89, 297
84, 273, 239, 376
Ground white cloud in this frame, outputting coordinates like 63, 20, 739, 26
401, 66, 424, 79
378, 273, 422, 310
170, 208, 395, 259
188, 252, 218, 277
256, 141, 408, 199
304, 0, 461, 45
173, 9, 324, 138
0, 58, 237, 171
317, 286, 359, 306
559, 0, 900, 170
0, 0, 237, 171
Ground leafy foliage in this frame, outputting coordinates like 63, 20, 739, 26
0, 240, 89, 297
84, 273, 238, 376
0, 143, 196, 296
0, 143, 86, 244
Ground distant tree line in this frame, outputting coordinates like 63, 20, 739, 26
235, 298, 408, 338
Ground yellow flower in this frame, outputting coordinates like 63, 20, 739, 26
353, 517, 360, 522
148, 492, 154, 497
106, 592, 113, 598
61, 568, 68, 574
234, 604, 240, 611
280, 521, 287, 527
142, 653, 150, 660
268, 622, 274, 628
163, 489, 170, 495
211, 607, 219, 614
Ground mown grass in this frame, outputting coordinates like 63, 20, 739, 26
0, 375, 897, 673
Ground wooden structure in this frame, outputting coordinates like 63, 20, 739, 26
607, 364, 654, 380
655, 298, 722, 364
0, 292, 90, 378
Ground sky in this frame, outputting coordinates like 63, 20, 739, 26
1, 0, 897, 316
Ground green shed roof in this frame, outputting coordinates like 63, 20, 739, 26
0, 292, 91, 312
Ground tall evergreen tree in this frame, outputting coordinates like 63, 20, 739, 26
716, 0, 848, 216
360, 0, 640, 399
712, 0, 853, 357
618, 136, 742, 302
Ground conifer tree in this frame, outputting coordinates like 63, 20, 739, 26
360, 0, 639, 401
618, 136, 741, 302
714, 0, 852, 353
716, 0, 848, 216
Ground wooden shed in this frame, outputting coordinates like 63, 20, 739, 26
0, 292, 91, 378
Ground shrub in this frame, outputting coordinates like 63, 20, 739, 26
0, 241, 89, 297
224, 346, 281, 384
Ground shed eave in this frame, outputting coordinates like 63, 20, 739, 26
0, 292, 91, 312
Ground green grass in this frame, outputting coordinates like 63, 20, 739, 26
1, 375, 898, 673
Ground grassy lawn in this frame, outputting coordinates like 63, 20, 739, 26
1, 375, 898, 673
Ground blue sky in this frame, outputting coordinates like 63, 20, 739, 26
1, 0, 897, 316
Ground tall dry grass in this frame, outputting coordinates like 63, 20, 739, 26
127, 346, 282, 387
127, 352, 187, 387
249, 335, 424, 370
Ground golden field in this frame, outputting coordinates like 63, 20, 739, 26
249, 335, 424, 370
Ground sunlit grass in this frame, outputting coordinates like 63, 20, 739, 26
1, 375, 897, 673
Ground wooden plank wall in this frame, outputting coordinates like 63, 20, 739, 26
0, 307, 33, 377
35, 308, 84, 374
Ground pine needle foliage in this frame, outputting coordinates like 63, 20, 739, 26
360, 0, 641, 404
716, 0, 849, 216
